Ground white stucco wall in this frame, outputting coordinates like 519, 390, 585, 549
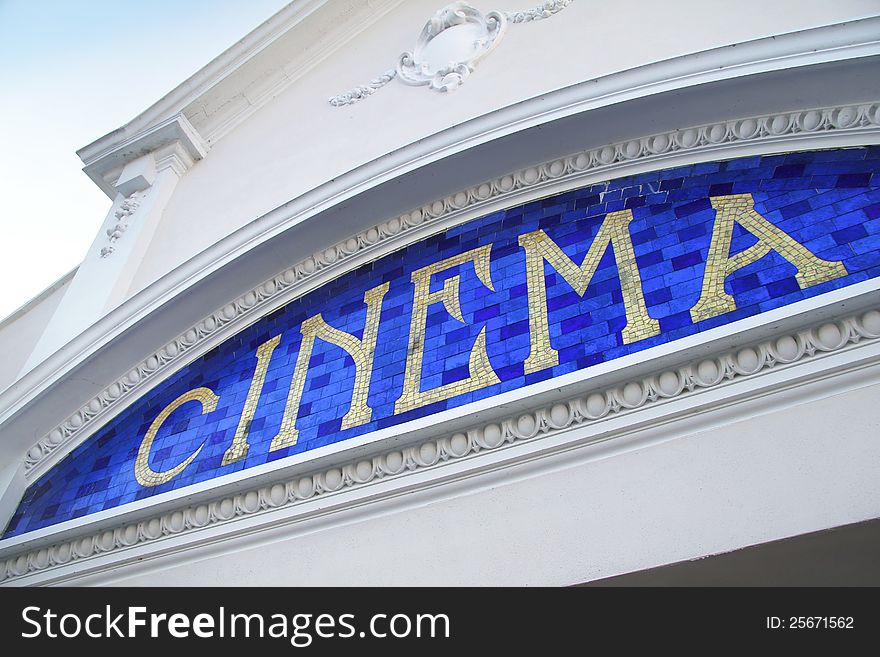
0, 273, 72, 393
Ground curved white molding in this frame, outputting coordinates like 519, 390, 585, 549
20, 101, 880, 480
3, 306, 879, 584
328, 0, 571, 104
3, 21, 877, 482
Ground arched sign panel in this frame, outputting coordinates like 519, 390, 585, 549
6, 147, 880, 537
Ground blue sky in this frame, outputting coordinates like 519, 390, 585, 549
0, 0, 291, 320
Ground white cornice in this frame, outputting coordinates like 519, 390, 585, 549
79, 115, 209, 198
1, 303, 878, 585
75, 0, 326, 159
76, 0, 408, 194
75, 12, 880, 197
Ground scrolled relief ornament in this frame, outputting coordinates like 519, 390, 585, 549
328, 1, 572, 106
328, 69, 397, 107
100, 192, 142, 258
506, 0, 573, 23
396, 2, 507, 92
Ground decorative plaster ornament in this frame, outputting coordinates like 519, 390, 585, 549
396, 2, 507, 92
99, 192, 142, 258
329, 2, 572, 105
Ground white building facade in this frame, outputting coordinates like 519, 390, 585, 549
1, 0, 879, 585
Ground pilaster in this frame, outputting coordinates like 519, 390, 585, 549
20, 117, 207, 375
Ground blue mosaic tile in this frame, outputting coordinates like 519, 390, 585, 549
7, 146, 880, 538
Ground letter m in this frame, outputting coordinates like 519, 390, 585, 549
518, 210, 659, 373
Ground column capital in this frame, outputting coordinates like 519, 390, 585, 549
78, 114, 209, 199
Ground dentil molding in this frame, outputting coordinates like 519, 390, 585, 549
329, 1, 572, 105
19, 101, 880, 482
2, 305, 879, 584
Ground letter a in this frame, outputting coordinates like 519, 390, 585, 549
690, 194, 847, 322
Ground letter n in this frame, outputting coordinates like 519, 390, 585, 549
268, 281, 390, 451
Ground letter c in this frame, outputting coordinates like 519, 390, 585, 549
134, 387, 219, 487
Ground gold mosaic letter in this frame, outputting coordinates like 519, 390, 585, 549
518, 210, 660, 374
269, 281, 390, 451
394, 245, 501, 414
135, 387, 219, 487
690, 194, 848, 322
221, 334, 282, 465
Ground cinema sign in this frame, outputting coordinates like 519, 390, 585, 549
139, 193, 846, 486
7, 149, 879, 536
